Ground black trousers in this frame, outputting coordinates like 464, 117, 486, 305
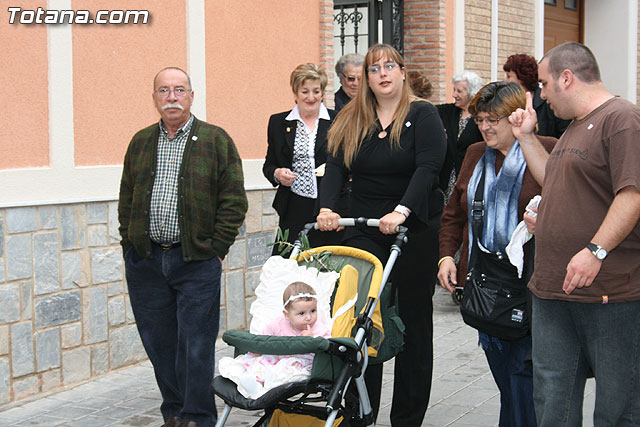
342, 217, 439, 426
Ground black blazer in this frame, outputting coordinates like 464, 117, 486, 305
436, 103, 484, 192
262, 109, 336, 217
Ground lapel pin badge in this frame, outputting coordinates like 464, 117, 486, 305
192, 136, 198, 141
405, 121, 412, 127
286, 127, 291, 133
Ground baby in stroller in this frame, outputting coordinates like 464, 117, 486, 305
218, 282, 331, 399
266, 282, 332, 338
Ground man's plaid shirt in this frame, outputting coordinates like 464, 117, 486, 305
149, 115, 194, 243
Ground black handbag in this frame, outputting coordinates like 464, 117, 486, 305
459, 169, 531, 341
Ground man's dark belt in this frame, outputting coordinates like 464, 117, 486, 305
155, 241, 181, 250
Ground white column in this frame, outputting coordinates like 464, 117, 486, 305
490, 0, 499, 81
534, 0, 544, 59
48, 0, 75, 169
454, 0, 465, 73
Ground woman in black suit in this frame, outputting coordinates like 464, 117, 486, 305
437, 70, 484, 199
263, 63, 337, 252
317, 44, 446, 426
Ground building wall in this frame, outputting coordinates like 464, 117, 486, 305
464, 0, 536, 85
584, 0, 638, 102
497, 0, 535, 70
464, 0, 492, 81
0, 0, 332, 407
404, 0, 453, 103
0, 0, 326, 207
0, 189, 277, 405
403, 0, 537, 104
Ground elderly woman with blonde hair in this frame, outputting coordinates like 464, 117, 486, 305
263, 63, 337, 252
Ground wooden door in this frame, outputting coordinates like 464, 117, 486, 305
544, 0, 583, 53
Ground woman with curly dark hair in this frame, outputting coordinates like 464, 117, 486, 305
503, 54, 570, 138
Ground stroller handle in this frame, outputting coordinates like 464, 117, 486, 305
319, 218, 407, 234
299, 217, 407, 241
295, 218, 409, 254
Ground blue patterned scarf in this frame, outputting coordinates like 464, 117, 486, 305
467, 141, 526, 259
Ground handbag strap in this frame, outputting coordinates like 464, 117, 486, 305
468, 168, 486, 268
471, 168, 486, 241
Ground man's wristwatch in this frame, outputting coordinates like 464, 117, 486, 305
587, 242, 608, 260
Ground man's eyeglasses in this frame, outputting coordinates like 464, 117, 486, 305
156, 87, 190, 98
473, 115, 507, 125
367, 62, 399, 74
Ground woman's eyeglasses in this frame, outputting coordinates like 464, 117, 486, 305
473, 115, 506, 125
367, 62, 399, 74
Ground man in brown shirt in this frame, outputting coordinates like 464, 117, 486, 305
510, 42, 640, 426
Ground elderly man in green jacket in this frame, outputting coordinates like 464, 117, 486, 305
118, 67, 248, 427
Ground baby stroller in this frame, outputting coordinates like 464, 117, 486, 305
212, 218, 407, 427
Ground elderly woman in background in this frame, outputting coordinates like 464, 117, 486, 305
437, 70, 484, 198
317, 44, 446, 426
438, 82, 556, 427
503, 53, 570, 138
334, 53, 364, 112
263, 63, 337, 252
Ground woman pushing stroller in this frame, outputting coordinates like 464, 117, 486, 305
316, 43, 446, 426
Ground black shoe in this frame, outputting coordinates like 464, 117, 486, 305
161, 416, 182, 427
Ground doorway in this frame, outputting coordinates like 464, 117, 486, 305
544, 0, 583, 52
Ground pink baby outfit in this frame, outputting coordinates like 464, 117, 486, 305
261, 316, 331, 338
217, 317, 331, 399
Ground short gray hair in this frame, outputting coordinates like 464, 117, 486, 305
335, 53, 365, 77
153, 67, 192, 90
452, 70, 483, 98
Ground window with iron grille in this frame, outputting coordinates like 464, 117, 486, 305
333, 0, 403, 66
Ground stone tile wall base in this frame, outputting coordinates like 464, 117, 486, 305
0, 189, 278, 406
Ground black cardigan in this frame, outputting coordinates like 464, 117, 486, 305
262, 109, 336, 217
436, 103, 484, 192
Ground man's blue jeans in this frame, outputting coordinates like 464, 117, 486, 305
125, 244, 221, 427
532, 295, 640, 427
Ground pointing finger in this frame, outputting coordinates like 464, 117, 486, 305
526, 91, 533, 112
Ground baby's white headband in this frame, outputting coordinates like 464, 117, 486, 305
283, 293, 317, 309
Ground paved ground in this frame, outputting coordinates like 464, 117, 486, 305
0, 287, 595, 427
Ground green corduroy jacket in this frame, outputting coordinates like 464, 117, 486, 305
118, 117, 248, 261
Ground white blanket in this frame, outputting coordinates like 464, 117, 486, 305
218, 352, 315, 399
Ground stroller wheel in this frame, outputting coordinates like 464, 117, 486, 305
452, 288, 464, 305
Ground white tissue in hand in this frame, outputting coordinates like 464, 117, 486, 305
506, 195, 541, 278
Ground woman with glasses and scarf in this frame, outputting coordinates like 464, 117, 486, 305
438, 81, 556, 427
316, 44, 446, 427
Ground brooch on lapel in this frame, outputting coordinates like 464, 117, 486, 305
192, 136, 198, 141
286, 127, 291, 133
405, 121, 412, 128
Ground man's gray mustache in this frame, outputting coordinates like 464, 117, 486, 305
162, 103, 184, 111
